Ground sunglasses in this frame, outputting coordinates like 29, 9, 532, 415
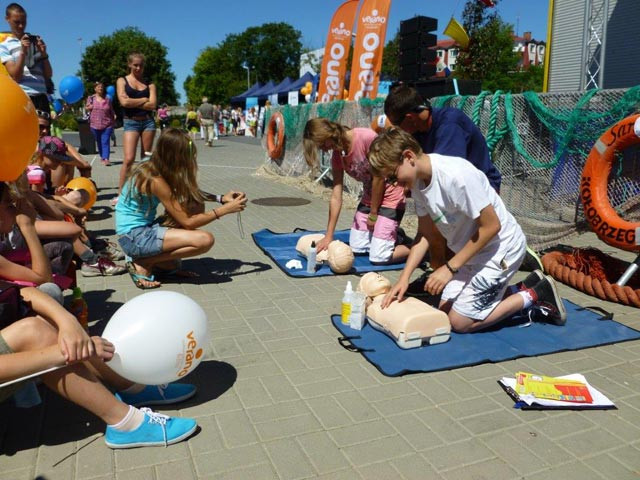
389, 105, 430, 126
36, 110, 51, 120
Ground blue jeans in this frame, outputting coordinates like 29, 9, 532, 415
91, 126, 113, 160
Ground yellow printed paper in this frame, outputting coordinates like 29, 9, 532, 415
515, 372, 593, 403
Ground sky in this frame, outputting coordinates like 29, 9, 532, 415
12, 0, 549, 102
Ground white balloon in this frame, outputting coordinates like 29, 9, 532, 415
305, 93, 311, 102
102, 291, 209, 385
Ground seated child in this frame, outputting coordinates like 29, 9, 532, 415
116, 127, 247, 289
0, 285, 198, 449
31, 138, 126, 277
0, 181, 65, 301
369, 128, 566, 332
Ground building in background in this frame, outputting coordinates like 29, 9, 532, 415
545, 0, 639, 92
434, 32, 545, 76
300, 48, 325, 77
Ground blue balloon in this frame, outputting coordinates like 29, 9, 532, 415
106, 85, 116, 96
59, 75, 84, 104
106, 93, 114, 100
53, 99, 63, 114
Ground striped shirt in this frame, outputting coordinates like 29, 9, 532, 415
0, 35, 47, 95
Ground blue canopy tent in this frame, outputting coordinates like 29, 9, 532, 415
259, 77, 293, 104
247, 81, 276, 104
230, 82, 263, 105
274, 72, 316, 104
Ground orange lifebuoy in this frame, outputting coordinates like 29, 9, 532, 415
580, 114, 640, 251
266, 112, 285, 159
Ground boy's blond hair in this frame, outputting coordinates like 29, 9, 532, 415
367, 127, 423, 177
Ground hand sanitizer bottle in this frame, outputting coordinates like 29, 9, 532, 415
341, 281, 353, 324
306, 241, 317, 274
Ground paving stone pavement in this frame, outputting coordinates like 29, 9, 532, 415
1, 131, 640, 480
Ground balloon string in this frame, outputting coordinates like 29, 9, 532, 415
237, 212, 245, 239
0, 364, 66, 388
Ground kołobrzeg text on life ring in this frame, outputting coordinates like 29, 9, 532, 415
580, 114, 640, 251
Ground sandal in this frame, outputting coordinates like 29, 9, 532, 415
126, 262, 161, 290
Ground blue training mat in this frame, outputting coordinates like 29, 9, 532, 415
332, 300, 640, 377
251, 228, 405, 277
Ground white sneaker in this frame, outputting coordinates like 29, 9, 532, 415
81, 258, 127, 277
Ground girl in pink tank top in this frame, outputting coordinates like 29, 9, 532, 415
303, 118, 409, 264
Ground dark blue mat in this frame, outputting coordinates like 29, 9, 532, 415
251, 228, 405, 277
332, 300, 640, 376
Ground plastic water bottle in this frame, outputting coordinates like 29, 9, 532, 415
306, 241, 317, 274
69, 287, 89, 331
341, 281, 353, 325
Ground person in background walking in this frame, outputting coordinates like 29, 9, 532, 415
85, 81, 116, 166
197, 97, 215, 146
156, 103, 170, 131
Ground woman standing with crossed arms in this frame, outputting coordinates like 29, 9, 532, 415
114, 52, 156, 206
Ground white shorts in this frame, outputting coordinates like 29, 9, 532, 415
349, 228, 395, 263
348, 211, 399, 263
442, 245, 526, 321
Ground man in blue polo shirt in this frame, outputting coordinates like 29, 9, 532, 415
384, 83, 501, 192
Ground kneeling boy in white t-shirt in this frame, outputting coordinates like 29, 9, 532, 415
368, 128, 566, 333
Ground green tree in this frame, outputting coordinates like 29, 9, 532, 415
511, 64, 544, 92
185, 22, 302, 104
455, 0, 521, 91
381, 30, 400, 79
80, 27, 178, 105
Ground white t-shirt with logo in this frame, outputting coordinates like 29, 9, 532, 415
412, 154, 525, 267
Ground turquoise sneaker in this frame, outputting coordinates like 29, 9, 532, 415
116, 383, 197, 407
105, 408, 197, 449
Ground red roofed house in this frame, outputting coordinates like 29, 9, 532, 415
434, 32, 545, 77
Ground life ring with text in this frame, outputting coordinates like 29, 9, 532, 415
580, 114, 640, 251
266, 112, 285, 159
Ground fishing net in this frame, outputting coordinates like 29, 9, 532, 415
260, 87, 640, 250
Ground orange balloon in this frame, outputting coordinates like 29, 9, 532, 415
0, 75, 39, 181
66, 177, 97, 209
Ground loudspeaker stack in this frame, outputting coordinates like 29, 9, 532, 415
399, 16, 438, 83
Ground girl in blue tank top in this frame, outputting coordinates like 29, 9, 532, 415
115, 128, 247, 289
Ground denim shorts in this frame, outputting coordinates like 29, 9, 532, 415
123, 117, 157, 133
118, 224, 167, 259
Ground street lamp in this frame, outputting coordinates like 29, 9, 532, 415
242, 62, 251, 89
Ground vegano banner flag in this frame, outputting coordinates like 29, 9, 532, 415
348, 0, 391, 101
317, 0, 359, 103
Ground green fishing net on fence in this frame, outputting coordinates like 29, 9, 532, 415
262, 87, 640, 249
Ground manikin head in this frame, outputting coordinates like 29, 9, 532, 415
327, 240, 354, 274
357, 272, 392, 298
